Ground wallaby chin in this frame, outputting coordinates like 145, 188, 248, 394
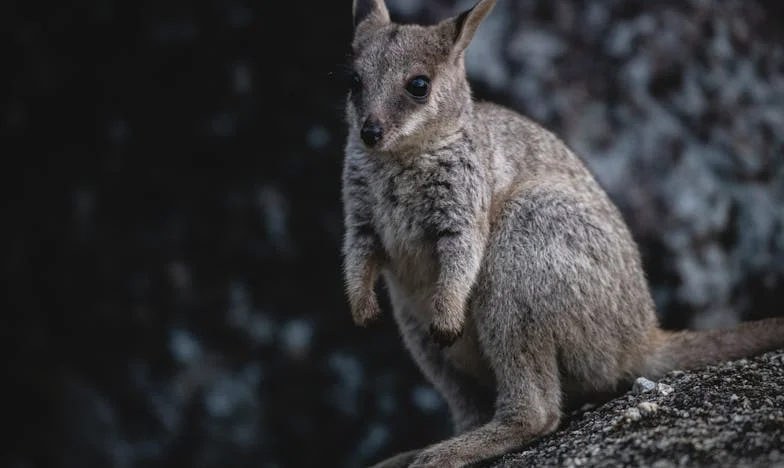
643, 317, 784, 379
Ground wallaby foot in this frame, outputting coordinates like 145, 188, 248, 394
409, 332, 562, 466
369, 449, 420, 468
408, 409, 560, 468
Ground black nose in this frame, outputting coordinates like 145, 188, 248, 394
360, 121, 383, 147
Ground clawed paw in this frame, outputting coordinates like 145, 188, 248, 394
351, 294, 381, 327
429, 295, 465, 348
429, 321, 463, 348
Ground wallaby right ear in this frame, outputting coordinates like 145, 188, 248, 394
441, 0, 496, 57
353, 0, 390, 29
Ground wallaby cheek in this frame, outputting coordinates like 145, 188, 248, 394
345, 102, 361, 131
393, 109, 426, 140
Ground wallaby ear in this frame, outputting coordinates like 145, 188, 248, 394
443, 0, 496, 55
353, 0, 390, 29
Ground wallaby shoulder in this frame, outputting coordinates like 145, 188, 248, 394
469, 101, 618, 223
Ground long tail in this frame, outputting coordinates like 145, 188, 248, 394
643, 316, 784, 379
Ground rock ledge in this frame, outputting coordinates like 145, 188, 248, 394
491, 351, 784, 468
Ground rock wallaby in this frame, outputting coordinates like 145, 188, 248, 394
340, 0, 784, 466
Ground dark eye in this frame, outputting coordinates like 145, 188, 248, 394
350, 71, 362, 94
405, 75, 430, 100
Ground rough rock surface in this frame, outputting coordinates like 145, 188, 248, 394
488, 351, 784, 468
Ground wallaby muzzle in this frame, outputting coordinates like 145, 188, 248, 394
360, 118, 383, 147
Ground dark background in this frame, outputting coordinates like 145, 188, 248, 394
5, 0, 784, 467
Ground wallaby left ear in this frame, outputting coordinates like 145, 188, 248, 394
442, 0, 496, 56
353, 0, 390, 29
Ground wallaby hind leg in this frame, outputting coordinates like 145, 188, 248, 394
408, 342, 561, 468
369, 449, 419, 468
408, 275, 562, 468
397, 310, 495, 430
369, 298, 495, 467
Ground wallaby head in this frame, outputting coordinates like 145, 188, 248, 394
347, 0, 496, 153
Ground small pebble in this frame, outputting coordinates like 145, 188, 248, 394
624, 407, 642, 421
633, 377, 657, 394
638, 401, 660, 415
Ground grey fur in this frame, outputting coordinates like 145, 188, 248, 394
340, 1, 784, 466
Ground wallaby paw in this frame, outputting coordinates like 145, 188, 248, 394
429, 296, 464, 348
429, 321, 463, 348
351, 294, 381, 327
